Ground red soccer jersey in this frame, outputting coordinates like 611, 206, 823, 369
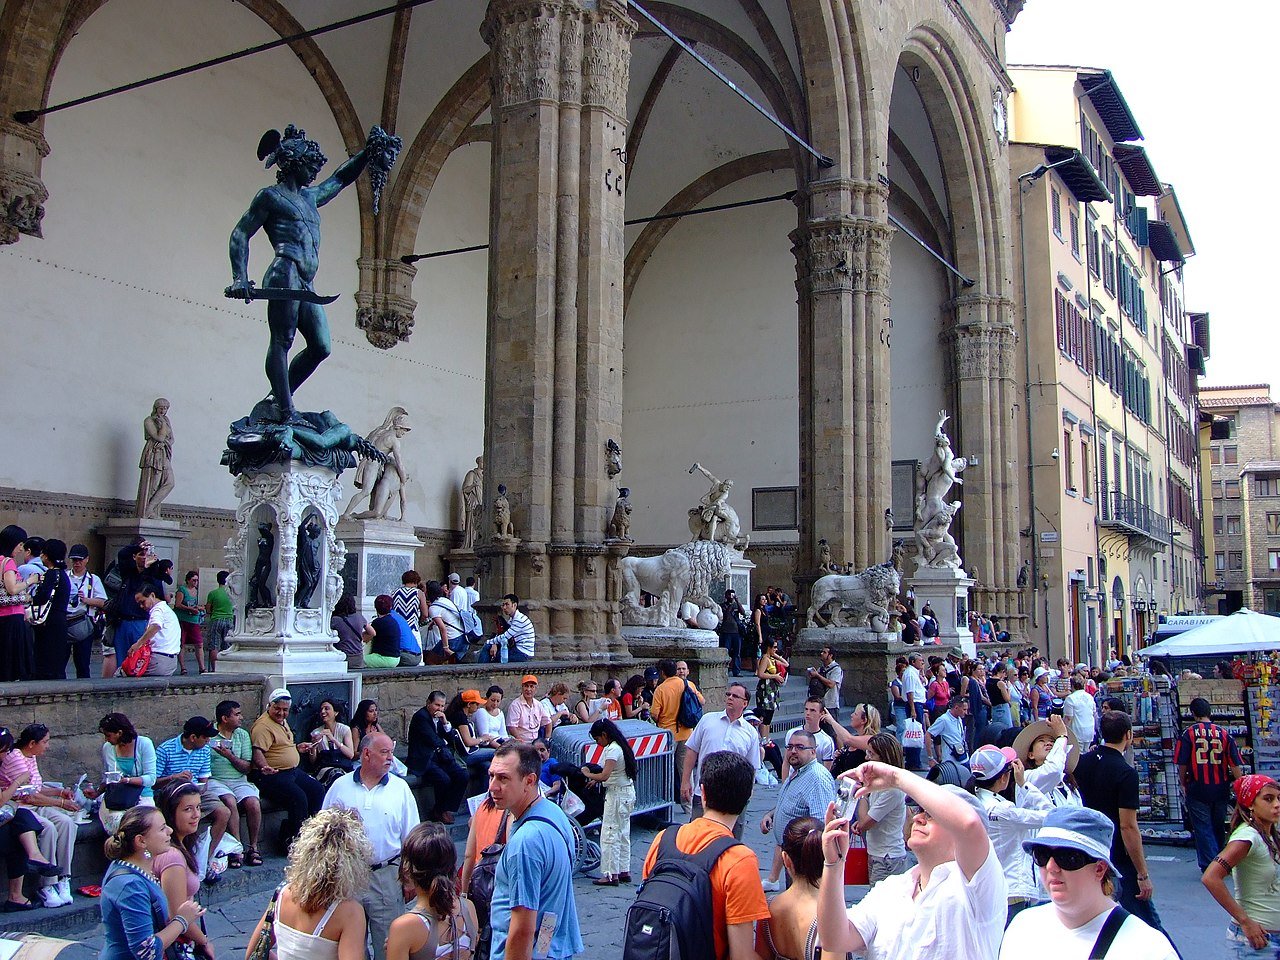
1174, 721, 1242, 789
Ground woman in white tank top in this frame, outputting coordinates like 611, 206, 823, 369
246, 807, 372, 960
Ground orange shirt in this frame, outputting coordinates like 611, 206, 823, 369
468, 799, 506, 872
642, 819, 769, 960
651, 676, 703, 743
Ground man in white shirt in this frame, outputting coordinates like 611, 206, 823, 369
807, 645, 844, 718
447, 571, 472, 613
131, 583, 181, 676
65, 543, 107, 679
817, 762, 1006, 960
481, 594, 536, 663
322, 733, 419, 960
926, 698, 970, 766
1062, 675, 1098, 749
464, 576, 480, 608
681, 681, 761, 838
782, 697, 836, 776
1002, 806, 1177, 959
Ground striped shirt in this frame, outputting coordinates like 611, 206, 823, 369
392, 586, 422, 628
495, 609, 536, 657
775, 758, 836, 827
1174, 720, 1241, 800
154, 736, 212, 779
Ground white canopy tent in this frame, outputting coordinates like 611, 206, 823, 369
1139, 609, 1280, 658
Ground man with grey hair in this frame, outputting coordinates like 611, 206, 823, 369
322, 732, 419, 960
761, 728, 837, 890
682, 681, 760, 839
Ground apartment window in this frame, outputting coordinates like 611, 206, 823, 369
1063, 429, 1075, 491
1226, 480, 1241, 499
1268, 513, 1280, 536
1069, 210, 1081, 260
1080, 438, 1091, 499
1224, 445, 1238, 465
1213, 515, 1224, 536
1087, 213, 1100, 278
1220, 415, 1237, 439
1215, 552, 1226, 572
1261, 478, 1276, 498
1051, 188, 1063, 238
1230, 551, 1244, 571
1211, 447, 1221, 466
1271, 550, 1280, 572
1266, 590, 1280, 616
1227, 516, 1243, 536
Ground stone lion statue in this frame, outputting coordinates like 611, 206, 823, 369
619, 539, 733, 628
807, 563, 902, 631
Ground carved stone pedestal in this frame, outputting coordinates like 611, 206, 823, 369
335, 518, 425, 623
622, 626, 727, 704
792, 626, 905, 715
908, 565, 977, 656
99, 518, 189, 571
218, 463, 348, 683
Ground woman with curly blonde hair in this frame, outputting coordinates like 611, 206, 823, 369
245, 807, 370, 960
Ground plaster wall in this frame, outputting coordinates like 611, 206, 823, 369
0, 0, 486, 531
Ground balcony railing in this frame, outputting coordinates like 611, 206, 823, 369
1099, 490, 1169, 543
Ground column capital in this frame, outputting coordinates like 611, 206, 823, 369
581, 3, 635, 115
355, 257, 417, 349
0, 118, 50, 244
791, 217, 893, 296
941, 322, 1017, 382
483, 1, 572, 109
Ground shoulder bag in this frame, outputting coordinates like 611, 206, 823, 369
246, 885, 283, 960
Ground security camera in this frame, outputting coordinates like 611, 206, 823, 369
1050, 447, 1059, 460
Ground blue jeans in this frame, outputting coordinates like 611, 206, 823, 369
1116, 870, 1175, 949
479, 641, 509, 664
1188, 795, 1231, 872
991, 703, 1012, 730
113, 618, 148, 666
723, 632, 742, 676
1230, 923, 1280, 959
509, 648, 532, 662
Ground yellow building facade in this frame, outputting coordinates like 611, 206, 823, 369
1010, 66, 1208, 663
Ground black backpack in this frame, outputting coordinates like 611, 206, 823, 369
623, 827, 739, 960
676, 679, 704, 729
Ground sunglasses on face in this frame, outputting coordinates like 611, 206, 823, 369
1031, 846, 1099, 871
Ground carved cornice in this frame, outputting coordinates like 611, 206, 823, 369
791, 218, 893, 296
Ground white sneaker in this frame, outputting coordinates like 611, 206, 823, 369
56, 880, 72, 904
39, 886, 65, 908
762, 878, 784, 893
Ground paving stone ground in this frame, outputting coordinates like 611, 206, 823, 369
46, 782, 1222, 959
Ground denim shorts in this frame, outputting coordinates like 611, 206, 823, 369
1229, 923, 1280, 959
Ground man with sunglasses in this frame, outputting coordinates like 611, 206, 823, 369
1002, 806, 1176, 958
681, 682, 760, 838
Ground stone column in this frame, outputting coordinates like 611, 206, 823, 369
792, 179, 893, 580
942, 295, 1026, 638
481, 0, 634, 656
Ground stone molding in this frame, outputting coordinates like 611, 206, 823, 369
355, 257, 418, 348
791, 217, 893, 296
0, 119, 49, 243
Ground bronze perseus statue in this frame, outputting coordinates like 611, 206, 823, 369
226, 124, 401, 424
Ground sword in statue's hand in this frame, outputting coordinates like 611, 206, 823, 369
225, 279, 339, 305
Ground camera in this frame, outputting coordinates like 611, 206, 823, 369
834, 778, 860, 822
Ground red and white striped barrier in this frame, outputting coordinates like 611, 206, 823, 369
582, 731, 669, 765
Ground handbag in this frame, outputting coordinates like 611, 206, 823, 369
246, 885, 283, 960
29, 572, 57, 625
119, 643, 152, 677
103, 781, 144, 810
468, 810, 510, 916
902, 718, 925, 748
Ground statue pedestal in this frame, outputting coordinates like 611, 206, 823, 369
335, 518, 424, 622
908, 565, 976, 656
99, 518, 188, 570
792, 626, 920, 716
726, 551, 755, 608
218, 462, 349, 683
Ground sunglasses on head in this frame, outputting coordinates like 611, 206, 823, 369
1031, 846, 1099, 871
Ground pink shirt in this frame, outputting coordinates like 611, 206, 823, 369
0, 750, 41, 792
152, 847, 200, 898
506, 698, 551, 743
0, 559, 25, 617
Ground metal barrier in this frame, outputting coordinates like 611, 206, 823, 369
549, 719, 674, 821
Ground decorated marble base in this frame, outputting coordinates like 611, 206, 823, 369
622, 625, 722, 661
217, 461, 349, 682
99, 517, 188, 570
336, 518, 424, 622
908, 565, 976, 656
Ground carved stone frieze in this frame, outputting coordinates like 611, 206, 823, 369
942, 322, 1017, 383
356, 307, 415, 349
791, 218, 893, 296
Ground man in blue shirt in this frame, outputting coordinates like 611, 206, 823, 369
488, 741, 581, 960
154, 716, 233, 872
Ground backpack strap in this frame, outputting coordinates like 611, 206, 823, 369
689, 834, 741, 872
521, 814, 574, 863
1088, 906, 1129, 959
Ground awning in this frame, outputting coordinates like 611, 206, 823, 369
1079, 69, 1143, 143
1113, 144, 1161, 197
1190, 311, 1210, 358
1147, 220, 1183, 263
1140, 609, 1280, 657
1044, 145, 1111, 203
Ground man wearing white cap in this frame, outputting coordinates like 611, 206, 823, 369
249, 688, 325, 846
1002, 806, 1177, 958
446, 571, 471, 615
817, 762, 1006, 960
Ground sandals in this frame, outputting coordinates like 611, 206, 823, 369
227, 852, 243, 869
244, 848, 263, 867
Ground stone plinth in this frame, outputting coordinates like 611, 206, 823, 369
622, 625, 729, 715
218, 463, 348, 684
909, 565, 977, 656
792, 626, 899, 714
99, 517, 188, 570
337, 518, 425, 622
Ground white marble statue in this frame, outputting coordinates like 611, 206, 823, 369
913, 410, 966, 571
686, 462, 747, 548
807, 562, 902, 631
343, 406, 411, 521
460, 456, 483, 550
620, 539, 733, 628
135, 398, 175, 519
